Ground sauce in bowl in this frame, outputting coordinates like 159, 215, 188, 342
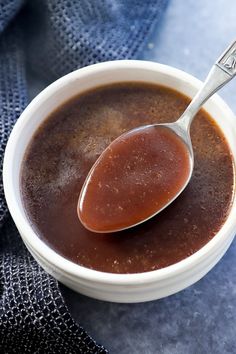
21, 83, 234, 273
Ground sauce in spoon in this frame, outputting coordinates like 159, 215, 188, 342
78, 125, 191, 233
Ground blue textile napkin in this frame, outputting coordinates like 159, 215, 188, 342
0, 1, 168, 352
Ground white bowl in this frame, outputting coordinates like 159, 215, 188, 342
3, 60, 236, 303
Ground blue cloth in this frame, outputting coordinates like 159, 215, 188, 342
0, 0, 168, 352
26, 0, 168, 80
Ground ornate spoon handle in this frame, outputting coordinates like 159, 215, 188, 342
217, 41, 236, 76
178, 40, 236, 130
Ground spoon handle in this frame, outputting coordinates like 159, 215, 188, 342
178, 40, 236, 131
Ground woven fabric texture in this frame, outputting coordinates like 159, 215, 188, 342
0, 0, 168, 352
0, 0, 24, 32
27, 0, 167, 80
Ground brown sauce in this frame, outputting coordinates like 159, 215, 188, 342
21, 83, 234, 274
78, 125, 191, 233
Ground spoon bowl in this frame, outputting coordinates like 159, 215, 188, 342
78, 122, 193, 233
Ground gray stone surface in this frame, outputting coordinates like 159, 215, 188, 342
30, 0, 236, 352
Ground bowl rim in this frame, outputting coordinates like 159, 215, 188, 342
3, 59, 236, 285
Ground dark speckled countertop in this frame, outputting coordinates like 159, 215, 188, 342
29, 1, 236, 353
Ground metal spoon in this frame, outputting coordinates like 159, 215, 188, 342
78, 40, 236, 233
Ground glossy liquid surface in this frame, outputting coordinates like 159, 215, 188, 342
78, 126, 191, 233
21, 83, 234, 274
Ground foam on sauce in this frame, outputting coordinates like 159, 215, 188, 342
21, 83, 234, 274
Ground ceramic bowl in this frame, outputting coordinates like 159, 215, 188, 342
3, 60, 236, 303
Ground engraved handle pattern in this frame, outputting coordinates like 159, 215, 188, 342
178, 40, 236, 130
217, 41, 236, 76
